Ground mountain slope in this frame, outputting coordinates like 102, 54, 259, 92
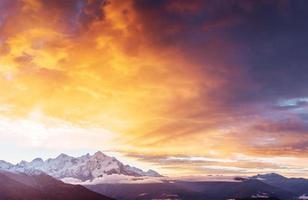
1, 151, 161, 182
0, 170, 114, 200
86, 179, 294, 200
252, 173, 308, 196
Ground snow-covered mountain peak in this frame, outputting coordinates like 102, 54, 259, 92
17, 160, 28, 167
0, 160, 13, 170
0, 151, 162, 182
93, 151, 106, 159
81, 153, 91, 159
56, 153, 71, 159
146, 169, 161, 177
32, 157, 43, 162
252, 173, 288, 181
31, 158, 44, 165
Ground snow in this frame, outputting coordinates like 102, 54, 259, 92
61, 177, 83, 184
0, 151, 161, 182
0, 160, 13, 170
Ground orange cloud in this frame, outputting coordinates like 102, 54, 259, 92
1, 0, 308, 177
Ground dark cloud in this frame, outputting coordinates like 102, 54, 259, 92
132, 0, 308, 108
119, 1, 308, 153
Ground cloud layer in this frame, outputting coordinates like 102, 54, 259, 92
1, 0, 308, 176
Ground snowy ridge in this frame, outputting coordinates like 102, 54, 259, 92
0, 160, 13, 170
0, 151, 161, 182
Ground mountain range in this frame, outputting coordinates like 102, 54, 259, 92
251, 173, 308, 198
86, 178, 297, 200
1, 152, 308, 200
0, 151, 161, 182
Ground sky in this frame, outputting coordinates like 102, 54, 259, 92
0, 0, 308, 177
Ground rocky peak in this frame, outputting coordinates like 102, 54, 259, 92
93, 151, 107, 159
31, 158, 44, 163
0, 151, 162, 182
57, 153, 70, 159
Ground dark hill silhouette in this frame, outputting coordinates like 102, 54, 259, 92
0, 170, 114, 200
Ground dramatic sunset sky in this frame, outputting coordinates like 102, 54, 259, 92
0, 0, 308, 177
